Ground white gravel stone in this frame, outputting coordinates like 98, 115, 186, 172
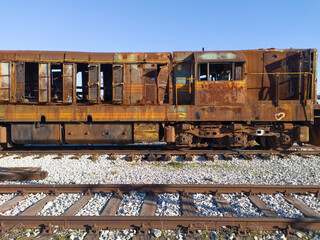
99, 229, 134, 240
76, 193, 111, 216
192, 193, 222, 216
155, 193, 181, 216
0, 154, 319, 185
2, 193, 46, 216
259, 193, 304, 218
222, 193, 263, 217
38, 193, 82, 216
116, 191, 145, 216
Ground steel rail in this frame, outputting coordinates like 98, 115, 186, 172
1, 216, 320, 231
0, 184, 319, 195
1, 146, 320, 156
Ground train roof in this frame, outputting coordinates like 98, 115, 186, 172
0, 49, 316, 63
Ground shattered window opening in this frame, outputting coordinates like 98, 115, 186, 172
199, 63, 243, 81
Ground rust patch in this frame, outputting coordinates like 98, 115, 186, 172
196, 81, 246, 105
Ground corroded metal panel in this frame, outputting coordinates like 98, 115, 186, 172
144, 52, 171, 62
143, 64, 157, 104
195, 81, 246, 105
173, 52, 193, 62
114, 53, 144, 63
0, 126, 6, 143
0, 51, 16, 61
90, 53, 114, 63
65, 123, 132, 144
11, 124, 62, 144
134, 123, 159, 142
16, 62, 25, 102
0, 62, 10, 101
15, 51, 40, 62
263, 51, 291, 101
39, 51, 64, 62
63, 63, 76, 103
38, 63, 51, 103
88, 64, 100, 102
65, 52, 90, 62
0, 103, 313, 123
157, 65, 169, 104
194, 51, 246, 63
112, 65, 123, 103
128, 64, 144, 104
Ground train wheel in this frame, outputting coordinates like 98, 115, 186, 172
267, 133, 294, 150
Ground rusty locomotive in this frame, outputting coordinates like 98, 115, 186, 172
0, 49, 318, 149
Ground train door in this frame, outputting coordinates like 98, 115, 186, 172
38, 63, 51, 103
63, 63, 76, 103
143, 64, 157, 104
0, 62, 11, 101
129, 64, 144, 104
174, 61, 194, 105
88, 64, 101, 102
112, 65, 123, 104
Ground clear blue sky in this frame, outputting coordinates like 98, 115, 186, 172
1, 0, 319, 90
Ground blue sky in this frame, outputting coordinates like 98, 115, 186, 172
1, 0, 319, 89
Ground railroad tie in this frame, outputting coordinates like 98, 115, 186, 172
180, 193, 198, 216
139, 193, 158, 216
213, 195, 236, 217
126, 154, 135, 162
163, 154, 172, 161
0, 195, 28, 213
222, 154, 232, 161
100, 194, 123, 216
260, 153, 271, 160
241, 154, 253, 160
284, 195, 320, 218
248, 195, 278, 217
109, 153, 117, 160
184, 154, 193, 162
147, 154, 157, 162
19, 195, 56, 216
205, 154, 215, 161
62, 195, 92, 216
83, 232, 100, 240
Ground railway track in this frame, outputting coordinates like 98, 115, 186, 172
0, 184, 320, 239
1, 145, 320, 161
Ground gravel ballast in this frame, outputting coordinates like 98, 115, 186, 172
0, 154, 319, 185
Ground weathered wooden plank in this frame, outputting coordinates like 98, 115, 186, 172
180, 194, 197, 216
140, 194, 158, 216
213, 195, 236, 217
100, 194, 122, 216
284, 195, 320, 218
248, 195, 278, 217
0, 195, 28, 213
62, 195, 92, 216
19, 195, 56, 216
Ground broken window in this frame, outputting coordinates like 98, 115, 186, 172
76, 63, 88, 103
51, 64, 63, 102
101, 64, 113, 103
199, 63, 208, 81
198, 63, 243, 81
25, 63, 39, 102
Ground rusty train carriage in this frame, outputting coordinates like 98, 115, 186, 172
0, 49, 317, 149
